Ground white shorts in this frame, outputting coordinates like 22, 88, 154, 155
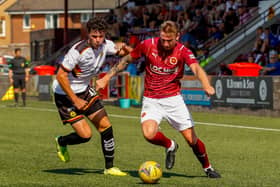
141, 95, 194, 131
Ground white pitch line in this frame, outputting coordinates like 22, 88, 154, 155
195, 122, 280, 132
1, 105, 280, 132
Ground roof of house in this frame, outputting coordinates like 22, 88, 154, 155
6, 0, 127, 14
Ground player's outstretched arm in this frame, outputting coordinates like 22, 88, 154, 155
189, 63, 215, 96
96, 54, 134, 91
115, 42, 133, 56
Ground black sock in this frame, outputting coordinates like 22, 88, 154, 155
101, 126, 115, 169
58, 133, 91, 146
14, 93, 19, 103
22, 92, 26, 105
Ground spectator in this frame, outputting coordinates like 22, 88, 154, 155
181, 12, 193, 33
126, 63, 138, 76
262, 50, 280, 75
105, 9, 120, 38
218, 63, 232, 75
216, 0, 226, 14
148, 7, 160, 28
205, 25, 224, 48
142, 7, 151, 27
122, 7, 136, 27
177, 12, 186, 29
126, 0, 136, 9
181, 32, 198, 48
267, 6, 275, 20
247, 54, 255, 63
157, 4, 169, 24
226, 0, 238, 12
224, 8, 239, 35
265, 27, 280, 49
191, 9, 208, 41
237, 5, 251, 26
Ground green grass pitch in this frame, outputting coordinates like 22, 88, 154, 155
0, 100, 279, 187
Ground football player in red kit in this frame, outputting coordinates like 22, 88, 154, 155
96, 20, 221, 178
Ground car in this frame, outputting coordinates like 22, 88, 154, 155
0, 55, 14, 64
0, 64, 9, 75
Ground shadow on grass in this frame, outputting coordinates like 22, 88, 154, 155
43, 168, 206, 179
42, 168, 103, 175
126, 170, 205, 179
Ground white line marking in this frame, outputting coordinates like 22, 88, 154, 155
1, 105, 280, 132
195, 122, 280, 132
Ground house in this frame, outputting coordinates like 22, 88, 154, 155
3, 0, 127, 62
0, 0, 17, 56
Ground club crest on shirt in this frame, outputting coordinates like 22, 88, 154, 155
21, 63, 25, 67
70, 111, 77, 117
169, 57, 177, 65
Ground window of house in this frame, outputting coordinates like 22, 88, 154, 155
45, 14, 59, 29
0, 19, 5, 36
23, 14, 31, 29
81, 13, 91, 23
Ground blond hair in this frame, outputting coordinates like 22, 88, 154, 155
160, 21, 179, 34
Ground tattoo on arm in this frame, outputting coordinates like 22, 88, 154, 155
109, 55, 133, 75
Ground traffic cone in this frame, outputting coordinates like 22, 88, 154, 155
1, 86, 14, 101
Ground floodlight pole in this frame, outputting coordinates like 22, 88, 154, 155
64, 0, 68, 45
92, 0, 95, 18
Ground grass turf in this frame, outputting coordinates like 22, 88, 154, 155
0, 100, 279, 187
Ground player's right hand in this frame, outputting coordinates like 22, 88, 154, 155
73, 97, 88, 111
204, 86, 215, 97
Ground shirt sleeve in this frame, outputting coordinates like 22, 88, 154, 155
130, 40, 146, 59
105, 40, 117, 55
61, 48, 80, 71
24, 58, 29, 68
181, 47, 199, 66
8, 60, 14, 69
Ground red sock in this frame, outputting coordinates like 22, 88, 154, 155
146, 132, 172, 148
191, 138, 210, 168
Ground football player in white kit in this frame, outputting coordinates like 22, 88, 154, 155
52, 17, 129, 176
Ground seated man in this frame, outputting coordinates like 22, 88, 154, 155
263, 51, 280, 75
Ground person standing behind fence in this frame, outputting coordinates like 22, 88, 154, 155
8, 48, 29, 107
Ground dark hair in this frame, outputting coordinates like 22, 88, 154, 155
86, 17, 108, 33
15, 48, 21, 53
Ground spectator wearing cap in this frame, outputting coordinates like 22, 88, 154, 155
262, 51, 280, 75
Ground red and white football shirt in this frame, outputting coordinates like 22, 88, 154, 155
130, 37, 198, 98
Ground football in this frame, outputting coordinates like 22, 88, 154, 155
138, 161, 162, 184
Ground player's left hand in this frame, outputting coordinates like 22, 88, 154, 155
204, 86, 215, 97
